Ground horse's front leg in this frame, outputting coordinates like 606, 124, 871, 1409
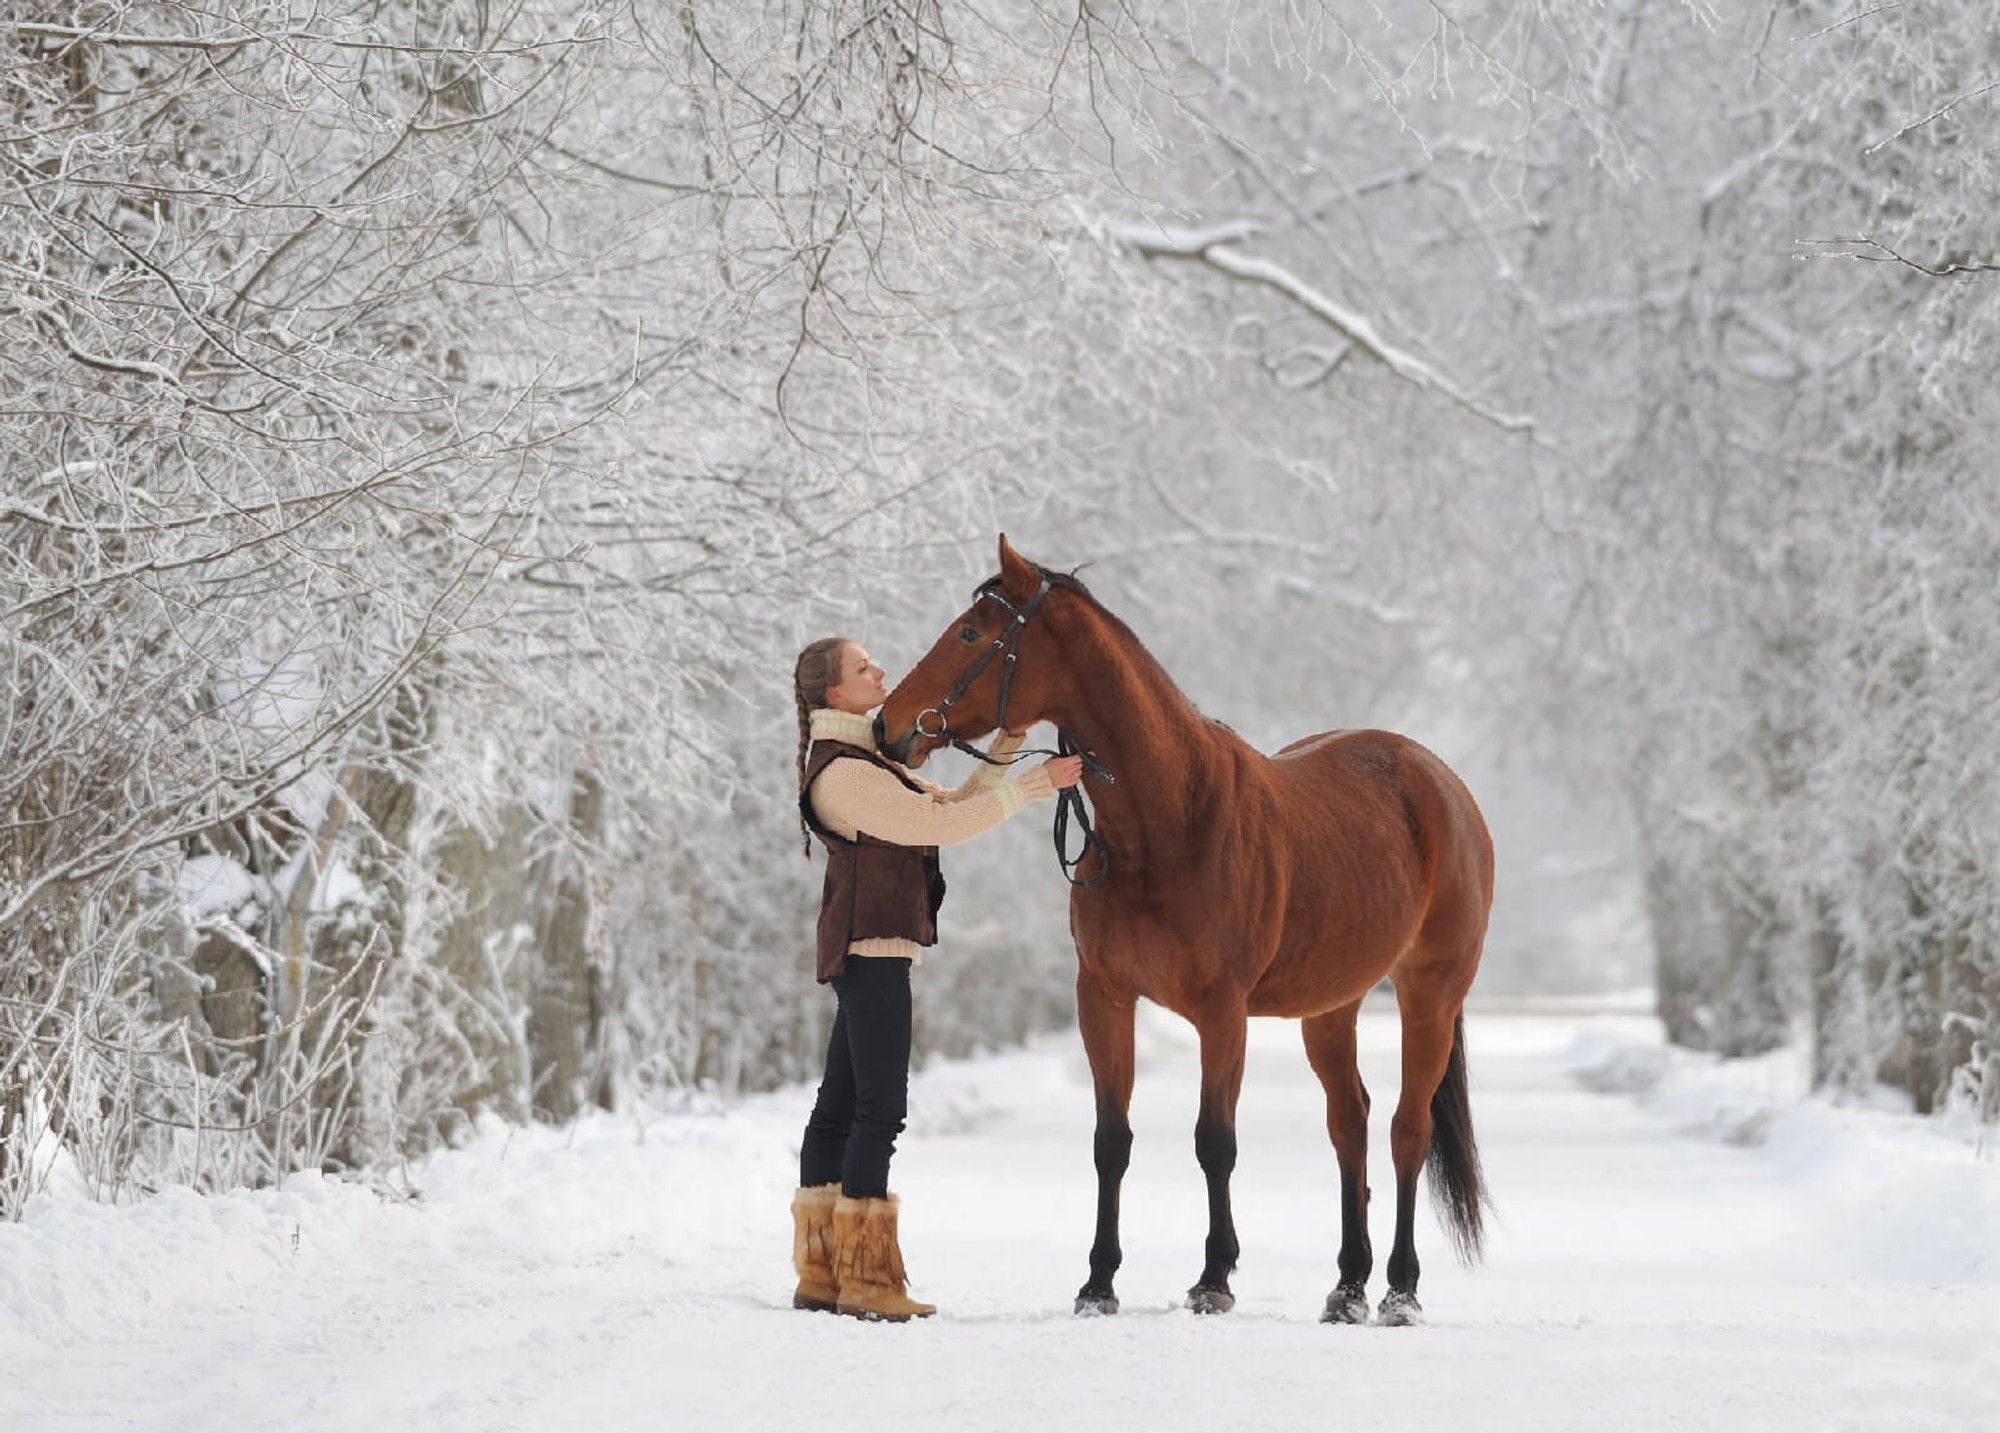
1188, 999, 1248, 1314
1074, 969, 1136, 1316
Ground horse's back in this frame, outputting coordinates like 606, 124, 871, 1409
1273, 727, 1355, 762
1270, 726, 1453, 800
1271, 727, 1479, 819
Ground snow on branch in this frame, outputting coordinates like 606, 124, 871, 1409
1111, 220, 1537, 435
1864, 76, 2000, 155
11, 22, 588, 59
1795, 237, 2000, 280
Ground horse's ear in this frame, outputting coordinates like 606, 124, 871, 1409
997, 533, 1037, 598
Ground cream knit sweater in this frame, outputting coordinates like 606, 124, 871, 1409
806, 707, 1056, 964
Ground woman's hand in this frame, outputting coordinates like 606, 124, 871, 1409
1041, 755, 1085, 789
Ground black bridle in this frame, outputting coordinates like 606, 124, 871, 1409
879, 579, 1114, 888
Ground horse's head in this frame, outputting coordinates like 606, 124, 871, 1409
878, 535, 1074, 767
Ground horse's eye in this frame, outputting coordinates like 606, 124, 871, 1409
958, 625, 980, 643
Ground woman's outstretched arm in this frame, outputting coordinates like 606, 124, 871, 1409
811, 754, 1056, 848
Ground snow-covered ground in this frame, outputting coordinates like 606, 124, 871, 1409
3, 996, 1994, 1432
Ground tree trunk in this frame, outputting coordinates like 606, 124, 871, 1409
526, 768, 609, 1122
320, 678, 434, 1170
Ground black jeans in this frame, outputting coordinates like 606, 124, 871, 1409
799, 956, 912, 1199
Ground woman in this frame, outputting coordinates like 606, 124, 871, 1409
789, 635, 1083, 1321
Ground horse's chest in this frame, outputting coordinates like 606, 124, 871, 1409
1071, 885, 1243, 996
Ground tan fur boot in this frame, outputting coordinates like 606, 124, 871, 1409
791, 1184, 841, 1312
832, 1194, 937, 1321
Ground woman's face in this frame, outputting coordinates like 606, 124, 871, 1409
825, 642, 888, 714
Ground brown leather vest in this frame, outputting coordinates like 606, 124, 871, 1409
800, 739, 945, 983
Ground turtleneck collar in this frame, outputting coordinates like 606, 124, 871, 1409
809, 707, 880, 750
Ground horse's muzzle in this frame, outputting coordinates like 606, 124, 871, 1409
875, 711, 934, 763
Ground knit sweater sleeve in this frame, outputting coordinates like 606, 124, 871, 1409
810, 755, 1056, 848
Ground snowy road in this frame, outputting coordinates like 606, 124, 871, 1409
4, 999, 1995, 1433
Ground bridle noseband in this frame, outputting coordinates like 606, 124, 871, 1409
884, 578, 1114, 888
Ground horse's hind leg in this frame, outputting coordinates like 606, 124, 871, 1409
1074, 970, 1136, 1316
1302, 999, 1371, 1324
1380, 984, 1461, 1326
1186, 998, 1248, 1314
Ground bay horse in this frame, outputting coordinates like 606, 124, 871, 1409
877, 536, 1494, 1325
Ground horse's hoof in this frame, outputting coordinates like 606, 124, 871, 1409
1376, 1290, 1423, 1326
1320, 1286, 1370, 1325
1074, 1291, 1119, 1317
1186, 1285, 1236, 1315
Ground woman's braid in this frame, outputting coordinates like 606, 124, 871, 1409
794, 670, 814, 857
793, 637, 852, 859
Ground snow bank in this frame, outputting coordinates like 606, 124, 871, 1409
0, 1171, 397, 1348
1564, 1021, 1998, 1288
0, 1092, 808, 1355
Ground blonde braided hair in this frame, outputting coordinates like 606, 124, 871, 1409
794, 636, 853, 858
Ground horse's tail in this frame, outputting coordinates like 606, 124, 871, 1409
1426, 1010, 1490, 1264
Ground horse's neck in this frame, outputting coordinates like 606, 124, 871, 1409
1052, 610, 1230, 845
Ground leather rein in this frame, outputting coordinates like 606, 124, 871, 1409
885, 579, 1114, 888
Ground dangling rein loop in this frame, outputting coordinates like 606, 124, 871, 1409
936, 723, 1112, 889
1053, 728, 1112, 889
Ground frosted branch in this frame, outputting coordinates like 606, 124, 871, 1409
1112, 220, 1537, 435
